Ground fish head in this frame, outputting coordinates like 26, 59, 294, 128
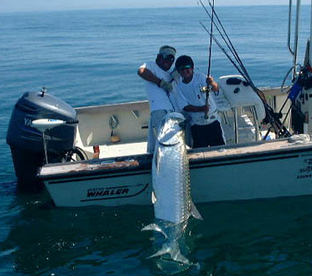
157, 112, 186, 146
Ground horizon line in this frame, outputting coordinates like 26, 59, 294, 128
0, 4, 304, 15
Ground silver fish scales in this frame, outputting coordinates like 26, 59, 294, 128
152, 112, 201, 224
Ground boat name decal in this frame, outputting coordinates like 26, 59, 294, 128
87, 187, 129, 198
81, 183, 149, 202
297, 158, 312, 179
304, 158, 312, 165
297, 174, 312, 179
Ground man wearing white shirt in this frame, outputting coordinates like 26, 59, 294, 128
174, 55, 225, 148
138, 45, 177, 152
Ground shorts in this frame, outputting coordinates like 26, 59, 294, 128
191, 120, 225, 148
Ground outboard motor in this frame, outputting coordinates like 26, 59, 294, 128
7, 89, 77, 191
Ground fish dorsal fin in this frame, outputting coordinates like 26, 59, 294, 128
190, 201, 203, 220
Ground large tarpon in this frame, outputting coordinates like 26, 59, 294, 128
151, 112, 202, 224
143, 112, 202, 271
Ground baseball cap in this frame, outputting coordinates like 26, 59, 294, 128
175, 55, 194, 71
159, 45, 176, 58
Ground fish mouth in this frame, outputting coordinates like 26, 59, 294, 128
159, 140, 180, 147
164, 112, 185, 122
158, 131, 183, 146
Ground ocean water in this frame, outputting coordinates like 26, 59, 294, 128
1, 5, 312, 275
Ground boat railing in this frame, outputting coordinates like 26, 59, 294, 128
288, 0, 301, 78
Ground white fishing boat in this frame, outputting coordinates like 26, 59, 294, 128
7, 0, 312, 207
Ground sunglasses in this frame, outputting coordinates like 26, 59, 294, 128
162, 55, 175, 62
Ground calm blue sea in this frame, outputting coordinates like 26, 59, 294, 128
1, 5, 312, 275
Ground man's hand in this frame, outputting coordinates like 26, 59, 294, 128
206, 75, 219, 92
206, 76, 214, 85
159, 79, 173, 92
170, 69, 180, 82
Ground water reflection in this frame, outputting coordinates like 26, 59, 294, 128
195, 197, 312, 275
0, 192, 153, 275
2, 193, 312, 275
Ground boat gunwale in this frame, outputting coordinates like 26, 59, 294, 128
39, 138, 312, 181
75, 100, 149, 113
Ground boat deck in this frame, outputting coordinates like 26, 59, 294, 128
91, 141, 148, 159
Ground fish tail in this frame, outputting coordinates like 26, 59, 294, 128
148, 240, 190, 266
141, 223, 168, 239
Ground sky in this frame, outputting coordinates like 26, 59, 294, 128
0, 0, 311, 13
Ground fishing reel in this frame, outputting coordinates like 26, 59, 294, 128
200, 86, 210, 93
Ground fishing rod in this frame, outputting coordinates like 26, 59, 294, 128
200, 0, 258, 91
206, 0, 255, 85
200, 0, 271, 99
199, 0, 246, 79
263, 65, 306, 139
199, 0, 259, 94
200, 20, 268, 106
199, 1, 291, 138
204, 0, 214, 119
199, 23, 248, 82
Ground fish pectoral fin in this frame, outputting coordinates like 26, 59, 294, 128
141, 223, 168, 239
190, 201, 203, 220
153, 147, 161, 173
151, 191, 157, 204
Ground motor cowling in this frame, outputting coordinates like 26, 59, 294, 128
7, 90, 77, 191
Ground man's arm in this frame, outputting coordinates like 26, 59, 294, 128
137, 67, 173, 93
137, 67, 161, 86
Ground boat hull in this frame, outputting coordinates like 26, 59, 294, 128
191, 148, 312, 202
41, 139, 312, 207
